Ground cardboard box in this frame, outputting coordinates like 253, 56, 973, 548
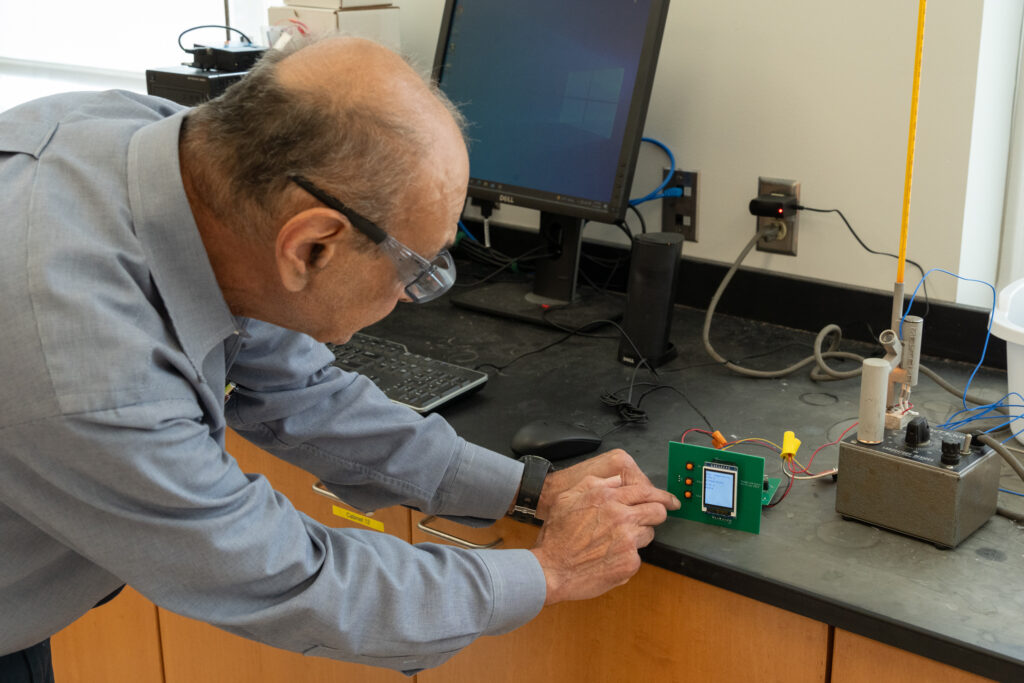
283, 0, 392, 10
268, 6, 401, 51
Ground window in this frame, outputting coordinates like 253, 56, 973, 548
0, 1, 275, 111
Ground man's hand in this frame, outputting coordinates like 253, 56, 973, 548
536, 448, 668, 520
529, 449, 680, 605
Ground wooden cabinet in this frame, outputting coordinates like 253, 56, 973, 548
831, 629, 994, 683
156, 430, 413, 683
51, 586, 163, 683
48, 433, 999, 682
51, 430, 412, 683
411, 514, 829, 683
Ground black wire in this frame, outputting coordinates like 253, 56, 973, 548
473, 330, 576, 373
580, 267, 625, 297
628, 204, 648, 234
636, 384, 714, 430
799, 205, 930, 316
765, 474, 794, 508
472, 312, 661, 423
453, 244, 554, 287
600, 361, 656, 425
178, 25, 254, 54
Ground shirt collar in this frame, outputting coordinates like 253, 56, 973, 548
126, 110, 238, 372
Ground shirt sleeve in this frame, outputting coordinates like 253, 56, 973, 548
2, 397, 546, 674
224, 319, 522, 526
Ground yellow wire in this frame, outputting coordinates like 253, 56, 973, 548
723, 438, 782, 451
897, 0, 927, 284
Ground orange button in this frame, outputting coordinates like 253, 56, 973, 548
685, 462, 694, 471
684, 478, 693, 486
683, 491, 693, 499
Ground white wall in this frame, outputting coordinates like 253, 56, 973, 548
2, 1, 1016, 308
402, 0, 1020, 308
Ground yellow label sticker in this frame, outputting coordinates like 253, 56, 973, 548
332, 505, 385, 532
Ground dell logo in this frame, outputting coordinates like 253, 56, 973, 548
498, 194, 515, 204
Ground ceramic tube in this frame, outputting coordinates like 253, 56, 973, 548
858, 358, 890, 444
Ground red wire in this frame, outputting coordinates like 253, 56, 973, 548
802, 422, 858, 472
680, 428, 713, 443
766, 461, 795, 508
769, 424, 857, 507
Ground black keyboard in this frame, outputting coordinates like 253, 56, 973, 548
328, 333, 488, 413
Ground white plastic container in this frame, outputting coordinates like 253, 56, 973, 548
991, 278, 1024, 445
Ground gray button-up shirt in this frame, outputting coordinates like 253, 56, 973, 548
0, 90, 545, 673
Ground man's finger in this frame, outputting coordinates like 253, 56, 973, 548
620, 462, 656, 489
627, 501, 670, 528
634, 525, 657, 549
613, 483, 680, 510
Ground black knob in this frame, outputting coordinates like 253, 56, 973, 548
905, 416, 930, 447
941, 438, 961, 466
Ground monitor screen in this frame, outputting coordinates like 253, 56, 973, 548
433, 0, 669, 224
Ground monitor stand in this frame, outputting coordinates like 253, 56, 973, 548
450, 212, 624, 330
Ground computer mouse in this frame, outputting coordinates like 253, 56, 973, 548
510, 419, 603, 461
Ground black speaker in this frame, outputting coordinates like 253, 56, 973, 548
617, 232, 684, 367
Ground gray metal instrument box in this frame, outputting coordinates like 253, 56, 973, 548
835, 428, 999, 548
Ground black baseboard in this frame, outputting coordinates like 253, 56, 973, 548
455, 221, 1006, 370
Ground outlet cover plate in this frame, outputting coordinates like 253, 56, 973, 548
661, 169, 699, 242
755, 176, 799, 256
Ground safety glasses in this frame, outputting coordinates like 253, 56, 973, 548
289, 175, 456, 303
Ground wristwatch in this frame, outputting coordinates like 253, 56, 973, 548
510, 454, 553, 525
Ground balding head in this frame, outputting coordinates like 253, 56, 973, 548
278, 37, 429, 116
181, 35, 467, 241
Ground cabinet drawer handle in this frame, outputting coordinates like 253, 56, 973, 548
313, 481, 378, 518
314, 482, 502, 548
417, 516, 503, 549
312, 481, 347, 505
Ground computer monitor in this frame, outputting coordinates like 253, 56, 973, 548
432, 0, 670, 327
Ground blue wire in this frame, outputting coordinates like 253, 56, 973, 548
900, 268, 996, 410
1003, 424, 1024, 444
631, 187, 683, 208
1000, 487, 1024, 497
457, 220, 478, 242
629, 137, 677, 206
941, 392, 1024, 429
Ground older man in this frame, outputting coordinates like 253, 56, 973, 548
0, 35, 677, 680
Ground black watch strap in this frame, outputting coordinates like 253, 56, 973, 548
510, 455, 552, 525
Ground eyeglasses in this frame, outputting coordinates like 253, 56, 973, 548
288, 175, 456, 303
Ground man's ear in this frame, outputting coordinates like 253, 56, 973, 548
275, 208, 349, 292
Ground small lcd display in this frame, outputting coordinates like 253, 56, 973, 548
702, 463, 738, 517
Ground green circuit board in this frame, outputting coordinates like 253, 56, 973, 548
667, 441, 776, 534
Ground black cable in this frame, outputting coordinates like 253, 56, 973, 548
453, 244, 554, 287
600, 361, 656, 425
636, 384, 714, 431
765, 475, 794, 508
472, 318, 609, 373
798, 205, 930, 315
628, 204, 648, 234
473, 330, 575, 373
613, 219, 635, 243
178, 25, 253, 54
579, 266, 628, 298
